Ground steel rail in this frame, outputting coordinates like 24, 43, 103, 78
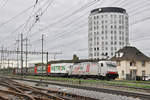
9, 77, 150, 100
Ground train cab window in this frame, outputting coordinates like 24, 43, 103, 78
101, 63, 103, 67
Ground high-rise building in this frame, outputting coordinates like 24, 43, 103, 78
88, 7, 129, 59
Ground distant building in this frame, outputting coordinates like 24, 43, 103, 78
88, 7, 129, 59
111, 46, 150, 80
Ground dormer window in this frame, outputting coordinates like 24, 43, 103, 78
116, 52, 124, 58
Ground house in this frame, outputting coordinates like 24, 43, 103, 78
111, 46, 150, 80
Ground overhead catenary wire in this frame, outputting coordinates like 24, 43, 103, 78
27, 0, 102, 49
0, 0, 8, 9
0, 0, 48, 44
3, 0, 55, 48
29, 0, 101, 38
28, 0, 105, 51
127, 0, 150, 13
0, 5, 34, 28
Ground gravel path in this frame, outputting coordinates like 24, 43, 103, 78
15, 80, 142, 100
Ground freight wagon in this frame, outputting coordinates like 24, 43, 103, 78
47, 63, 73, 77
13, 67, 28, 75
34, 65, 47, 75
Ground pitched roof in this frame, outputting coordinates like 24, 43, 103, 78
110, 46, 150, 61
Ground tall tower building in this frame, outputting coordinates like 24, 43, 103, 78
88, 7, 129, 59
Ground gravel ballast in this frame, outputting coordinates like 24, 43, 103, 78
16, 80, 142, 100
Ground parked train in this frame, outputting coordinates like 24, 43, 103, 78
13, 61, 118, 79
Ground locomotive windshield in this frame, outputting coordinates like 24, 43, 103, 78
106, 63, 116, 67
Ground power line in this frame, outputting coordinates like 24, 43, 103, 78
28, 0, 105, 51
2, 0, 55, 49
127, 0, 150, 14
130, 16, 150, 25
0, 0, 48, 44
0, 0, 8, 9
29, 0, 101, 38
0, 5, 34, 28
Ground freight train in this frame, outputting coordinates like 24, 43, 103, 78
13, 61, 118, 79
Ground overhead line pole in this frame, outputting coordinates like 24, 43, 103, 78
21, 33, 23, 77
46, 52, 48, 76
25, 37, 28, 68
42, 34, 44, 78
0, 45, 3, 69
17, 40, 19, 69
7, 49, 9, 68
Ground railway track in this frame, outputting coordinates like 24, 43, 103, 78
9, 77, 150, 100
0, 77, 97, 100
1, 76, 150, 100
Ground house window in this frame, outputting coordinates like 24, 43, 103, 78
111, 47, 113, 50
97, 52, 99, 56
130, 61, 136, 66
130, 62, 133, 66
142, 61, 145, 66
111, 52, 113, 56
101, 63, 103, 67
105, 47, 108, 50
105, 52, 108, 56
94, 53, 96, 56
142, 70, 146, 76
97, 47, 99, 51
122, 70, 124, 76
117, 61, 120, 66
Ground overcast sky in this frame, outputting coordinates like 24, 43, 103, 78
0, 0, 150, 62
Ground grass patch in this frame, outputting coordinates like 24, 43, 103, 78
3, 74, 150, 89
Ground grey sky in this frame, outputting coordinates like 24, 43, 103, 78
0, 0, 150, 61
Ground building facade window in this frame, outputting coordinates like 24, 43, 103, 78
142, 70, 146, 76
130, 61, 136, 66
142, 61, 145, 66
117, 61, 121, 66
122, 70, 124, 76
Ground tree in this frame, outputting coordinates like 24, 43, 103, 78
73, 54, 79, 61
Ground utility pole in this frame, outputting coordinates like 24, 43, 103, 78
25, 37, 28, 68
46, 52, 48, 76
7, 49, 9, 68
21, 33, 23, 77
16, 40, 19, 69
46, 52, 48, 65
42, 34, 44, 77
54, 54, 56, 60
0, 45, 3, 69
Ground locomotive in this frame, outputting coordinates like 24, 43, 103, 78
14, 61, 118, 79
